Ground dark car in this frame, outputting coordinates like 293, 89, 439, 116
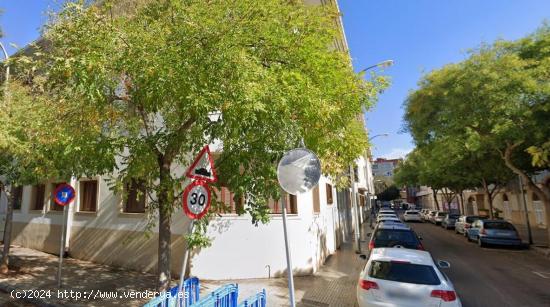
441, 214, 460, 229
367, 223, 424, 251
466, 220, 522, 248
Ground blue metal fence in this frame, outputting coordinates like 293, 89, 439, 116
144, 279, 266, 307
238, 289, 266, 307
143, 277, 200, 307
191, 284, 238, 307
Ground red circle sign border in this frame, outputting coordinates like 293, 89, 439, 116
53, 183, 76, 206
182, 180, 211, 220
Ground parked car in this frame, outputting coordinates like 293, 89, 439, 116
432, 211, 447, 225
403, 210, 422, 222
455, 216, 487, 236
357, 248, 462, 307
426, 211, 437, 223
379, 209, 396, 215
367, 223, 424, 250
420, 209, 430, 222
466, 220, 522, 248
441, 214, 460, 229
377, 216, 402, 224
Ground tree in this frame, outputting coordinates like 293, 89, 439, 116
403, 23, 550, 239
376, 185, 401, 202
23, 0, 387, 290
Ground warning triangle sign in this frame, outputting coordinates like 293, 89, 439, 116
185, 145, 218, 183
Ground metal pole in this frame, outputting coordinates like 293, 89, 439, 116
177, 220, 195, 307
350, 165, 361, 253
518, 176, 533, 245
57, 205, 68, 288
281, 192, 296, 307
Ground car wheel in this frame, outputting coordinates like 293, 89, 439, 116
478, 237, 485, 247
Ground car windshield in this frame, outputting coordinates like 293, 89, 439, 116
437, 212, 446, 216
449, 215, 460, 219
406, 211, 419, 215
484, 222, 515, 230
373, 229, 419, 248
369, 261, 441, 285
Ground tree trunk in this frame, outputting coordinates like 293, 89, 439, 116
458, 191, 464, 215
432, 189, 440, 211
1, 185, 15, 274
502, 143, 550, 245
481, 179, 494, 219
157, 162, 172, 292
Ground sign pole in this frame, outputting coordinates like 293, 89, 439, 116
281, 192, 296, 307
177, 220, 195, 307
57, 204, 68, 288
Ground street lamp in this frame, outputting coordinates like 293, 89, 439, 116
369, 133, 389, 141
0, 42, 9, 85
360, 60, 394, 73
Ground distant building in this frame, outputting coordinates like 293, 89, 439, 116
372, 158, 402, 178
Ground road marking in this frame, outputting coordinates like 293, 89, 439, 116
532, 271, 550, 279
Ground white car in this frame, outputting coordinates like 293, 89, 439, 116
376, 216, 401, 223
357, 248, 462, 307
403, 210, 422, 222
379, 210, 395, 215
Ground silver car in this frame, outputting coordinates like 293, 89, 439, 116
432, 211, 447, 225
455, 215, 487, 236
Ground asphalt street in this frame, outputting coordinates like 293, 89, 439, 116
407, 221, 550, 307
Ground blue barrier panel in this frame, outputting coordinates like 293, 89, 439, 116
191, 284, 238, 307
238, 289, 266, 307
143, 277, 200, 307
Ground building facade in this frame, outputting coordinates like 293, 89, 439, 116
0, 0, 377, 280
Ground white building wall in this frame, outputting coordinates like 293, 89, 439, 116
191, 176, 339, 279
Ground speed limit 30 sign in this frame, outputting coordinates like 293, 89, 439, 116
182, 180, 211, 220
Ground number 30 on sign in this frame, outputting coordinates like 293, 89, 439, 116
182, 180, 211, 220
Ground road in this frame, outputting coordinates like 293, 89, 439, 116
407, 221, 550, 307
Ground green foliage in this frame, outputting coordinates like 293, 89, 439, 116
13, 0, 387, 250
376, 185, 401, 201
400, 23, 550, 193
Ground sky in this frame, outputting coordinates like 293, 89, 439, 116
1, 1, 549, 159
339, 0, 550, 159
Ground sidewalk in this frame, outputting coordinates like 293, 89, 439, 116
0, 223, 374, 307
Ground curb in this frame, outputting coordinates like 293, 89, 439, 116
530, 246, 550, 258
0, 283, 64, 307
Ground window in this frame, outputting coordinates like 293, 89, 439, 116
484, 222, 515, 230
50, 182, 65, 211
373, 229, 421, 249
124, 179, 146, 213
268, 194, 297, 214
312, 186, 320, 214
326, 184, 333, 204
213, 186, 244, 214
354, 166, 359, 182
80, 180, 98, 212
369, 261, 440, 285
31, 184, 46, 210
12, 186, 23, 210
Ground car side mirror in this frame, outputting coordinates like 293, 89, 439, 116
418, 236, 423, 240
359, 254, 367, 260
438, 260, 451, 269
